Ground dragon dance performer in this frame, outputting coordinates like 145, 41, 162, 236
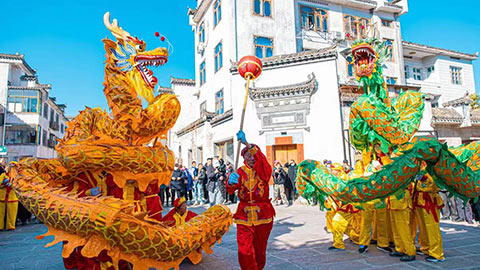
227, 130, 275, 270
411, 170, 445, 262
163, 197, 198, 227
0, 162, 18, 231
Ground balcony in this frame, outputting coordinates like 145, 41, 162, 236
376, 1, 404, 14
47, 138, 57, 148
49, 121, 59, 131
321, 0, 376, 10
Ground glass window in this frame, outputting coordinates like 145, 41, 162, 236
384, 39, 394, 62
344, 15, 370, 39
61, 123, 64, 133
198, 23, 205, 43
43, 103, 49, 119
253, 0, 272, 17
386, 77, 397, 85
300, 5, 328, 32
381, 19, 392, 27
254, 36, 273, 58
413, 67, 423, 80
5, 125, 37, 145
215, 89, 224, 115
427, 66, 435, 77
214, 0, 222, 27
215, 42, 223, 72
7, 89, 40, 113
404, 65, 410, 79
346, 56, 354, 77
42, 130, 47, 146
450, 66, 462, 85
200, 61, 206, 85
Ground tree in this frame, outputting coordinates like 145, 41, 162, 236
470, 93, 480, 110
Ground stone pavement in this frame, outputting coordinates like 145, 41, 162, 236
1, 203, 480, 270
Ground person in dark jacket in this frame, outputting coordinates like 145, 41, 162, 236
284, 159, 298, 205
273, 161, 289, 207
218, 158, 227, 203
198, 163, 208, 204
225, 162, 237, 204
170, 164, 185, 205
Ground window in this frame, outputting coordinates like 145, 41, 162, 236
346, 56, 354, 77
60, 123, 64, 133
214, 0, 221, 27
37, 127, 42, 145
48, 133, 56, 148
384, 39, 394, 62
43, 103, 49, 119
450, 66, 462, 85
200, 61, 206, 85
404, 65, 410, 79
344, 15, 370, 39
5, 125, 37, 145
7, 89, 40, 113
215, 89, 224, 115
42, 130, 47, 146
386, 77, 397, 85
254, 36, 273, 58
50, 108, 54, 122
427, 66, 435, 77
197, 147, 203, 165
214, 42, 223, 72
413, 67, 422, 80
381, 19, 392, 27
300, 5, 328, 32
198, 23, 205, 43
253, 0, 272, 17
214, 139, 234, 164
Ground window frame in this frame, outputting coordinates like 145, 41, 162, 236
346, 55, 354, 77
384, 39, 395, 62
413, 67, 423, 81
299, 5, 329, 32
199, 60, 206, 86
198, 22, 205, 44
253, 35, 274, 59
5, 124, 38, 145
343, 15, 370, 40
214, 41, 223, 73
450, 66, 462, 85
404, 65, 410, 79
253, 0, 273, 18
213, 0, 222, 27
215, 89, 224, 115
381, 19, 393, 28
7, 89, 41, 114
385, 76, 397, 85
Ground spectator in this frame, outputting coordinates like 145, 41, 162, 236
198, 163, 208, 204
273, 161, 289, 207
284, 159, 298, 205
163, 197, 198, 227
343, 159, 353, 174
159, 183, 169, 207
208, 160, 225, 206
192, 162, 204, 205
456, 197, 474, 224
204, 158, 215, 203
170, 164, 185, 205
181, 164, 193, 204
225, 162, 237, 204
218, 159, 227, 203
439, 191, 459, 221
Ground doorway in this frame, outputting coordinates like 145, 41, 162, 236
274, 144, 298, 166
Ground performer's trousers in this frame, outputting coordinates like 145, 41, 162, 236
237, 222, 273, 270
415, 208, 444, 260
326, 210, 335, 233
332, 211, 354, 249
374, 208, 390, 248
0, 201, 18, 230
390, 209, 416, 256
359, 204, 375, 246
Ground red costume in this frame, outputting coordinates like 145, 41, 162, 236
63, 172, 163, 270
226, 145, 274, 270
163, 197, 198, 227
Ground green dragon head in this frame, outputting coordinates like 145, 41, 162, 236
350, 38, 391, 96
102, 12, 169, 104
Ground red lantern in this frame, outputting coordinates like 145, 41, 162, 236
238, 55, 262, 80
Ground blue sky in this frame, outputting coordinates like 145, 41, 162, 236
0, 0, 478, 116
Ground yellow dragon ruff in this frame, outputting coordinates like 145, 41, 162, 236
9, 12, 233, 270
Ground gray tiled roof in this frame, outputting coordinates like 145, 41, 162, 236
431, 108, 463, 125
170, 76, 195, 86
0, 53, 36, 74
443, 96, 473, 107
249, 73, 316, 101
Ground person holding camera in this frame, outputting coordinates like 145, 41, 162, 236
272, 161, 289, 207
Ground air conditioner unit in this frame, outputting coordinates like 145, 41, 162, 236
332, 31, 344, 41
196, 42, 206, 54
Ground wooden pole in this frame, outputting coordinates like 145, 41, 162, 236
234, 76, 252, 170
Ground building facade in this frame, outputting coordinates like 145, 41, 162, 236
0, 53, 68, 162
169, 0, 477, 167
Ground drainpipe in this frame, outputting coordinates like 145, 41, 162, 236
335, 54, 347, 162
234, 0, 239, 62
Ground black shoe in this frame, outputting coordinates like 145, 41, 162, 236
377, 246, 392, 253
359, 245, 368, 254
370, 239, 377, 245
400, 255, 416, 262
440, 216, 449, 220
425, 256, 445, 263
389, 242, 395, 248
390, 251, 405, 257
416, 249, 426, 256
328, 246, 344, 251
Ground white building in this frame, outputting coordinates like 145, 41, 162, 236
169, 0, 477, 169
0, 53, 68, 162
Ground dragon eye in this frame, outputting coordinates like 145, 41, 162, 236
135, 44, 144, 51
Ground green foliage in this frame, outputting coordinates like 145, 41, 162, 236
470, 93, 480, 110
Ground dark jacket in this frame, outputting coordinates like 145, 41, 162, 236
171, 168, 185, 190
284, 163, 298, 189
272, 167, 288, 185
198, 167, 207, 185
205, 164, 216, 192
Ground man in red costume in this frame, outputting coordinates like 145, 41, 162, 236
163, 197, 198, 227
227, 130, 275, 270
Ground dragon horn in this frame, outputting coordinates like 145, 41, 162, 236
103, 12, 131, 41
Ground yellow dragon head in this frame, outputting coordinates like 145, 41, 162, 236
102, 12, 168, 104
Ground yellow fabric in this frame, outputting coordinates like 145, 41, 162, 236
346, 212, 361, 244
0, 201, 18, 230
374, 208, 390, 248
390, 209, 416, 256
387, 191, 412, 210
326, 210, 335, 233
415, 207, 444, 260
123, 182, 136, 202
332, 211, 354, 249
173, 211, 188, 227
415, 174, 443, 208
0, 187, 18, 202
359, 203, 375, 246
